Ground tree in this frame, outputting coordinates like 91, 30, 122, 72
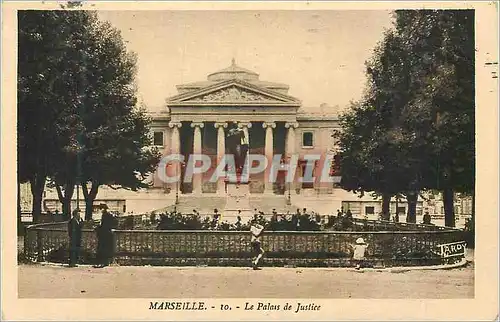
71, 18, 161, 220
18, 11, 161, 222
335, 29, 421, 221
393, 10, 475, 226
335, 100, 395, 219
18, 11, 93, 222
335, 10, 474, 226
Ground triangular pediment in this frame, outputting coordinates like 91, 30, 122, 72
188, 85, 283, 102
167, 79, 300, 106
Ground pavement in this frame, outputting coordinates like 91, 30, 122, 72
18, 260, 474, 299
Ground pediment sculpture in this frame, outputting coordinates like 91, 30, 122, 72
193, 86, 274, 102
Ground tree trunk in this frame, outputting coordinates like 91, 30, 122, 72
56, 183, 75, 220
406, 192, 418, 223
82, 180, 100, 221
381, 193, 391, 220
443, 188, 455, 227
30, 175, 45, 223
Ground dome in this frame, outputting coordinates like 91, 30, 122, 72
207, 59, 260, 82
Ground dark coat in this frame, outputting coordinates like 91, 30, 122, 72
68, 218, 84, 248
96, 211, 118, 260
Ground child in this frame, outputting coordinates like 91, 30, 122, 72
352, 237, 369, 270
250, 222, 265, 270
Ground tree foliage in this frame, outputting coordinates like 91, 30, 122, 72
18, 10, 161, 222
18, 11, 94, 222
335, 10, 474, 226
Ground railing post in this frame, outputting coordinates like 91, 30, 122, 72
23, 225, 29, 259
36, 230, 43, 262
110, 229, 117, 265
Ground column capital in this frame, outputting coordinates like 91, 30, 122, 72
190, 122, 205, 128
262, 122, 276, 129
285, 122, 299, 129
237, 122, 252, 129
214, 122, 228, 129
168, 122, 182, 128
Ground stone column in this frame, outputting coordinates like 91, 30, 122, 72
263, 122, 276, 193
168, 122, 182, 198
190, 122, 204, 194
285, 122, 298, 156
214, 122, 227, 194
285, 122, 299, 196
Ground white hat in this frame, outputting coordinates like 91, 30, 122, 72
356, 237, 366, 244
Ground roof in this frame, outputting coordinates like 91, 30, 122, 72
168, 78, 301, 106
297, 105, 340, 121
177, 79, 289, 91
207, 58, 259, 81
175, 59, 290, 95
147, 111, 170, 121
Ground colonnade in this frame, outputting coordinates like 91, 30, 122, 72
168, 121, 299, 194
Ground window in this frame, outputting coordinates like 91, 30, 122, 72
365, 206, 375, 215
153, 131, 164, 146
397, 207, 406, 214
302, 132, 314, 147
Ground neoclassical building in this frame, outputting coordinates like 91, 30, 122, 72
149, 60, 338, 195
42, 60, 439, 220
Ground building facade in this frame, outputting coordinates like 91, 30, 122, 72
39, 61, 471, 225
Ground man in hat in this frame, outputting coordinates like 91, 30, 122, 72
352, 237, 369, 270
250, 221, 266, 270
68, 209, 84, 267
94, 204, 117, 268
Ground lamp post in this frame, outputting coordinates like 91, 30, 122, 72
175, 179, 179, 205
287, 180, 291, 205
282, 157, 291, 205
166, 162, 179, 205
175, 162, 179, 205
176, 161, 185, 205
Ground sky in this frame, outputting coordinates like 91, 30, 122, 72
96, 10, 394, 113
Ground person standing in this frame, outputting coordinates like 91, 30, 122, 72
94, 204, 117, 268
233, 215, 243, 231
68, 209, 83, 267
352, 237, 369, 270
250, 221, 265, 270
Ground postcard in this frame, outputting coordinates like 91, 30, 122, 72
2, 1, 498, 320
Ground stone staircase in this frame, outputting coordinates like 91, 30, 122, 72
153, 193, 299, 219
155, 195, 226, 215
224, 183, 253, 221
249, 196, 297, 214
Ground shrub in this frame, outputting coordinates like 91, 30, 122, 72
121, 216, 135, 230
